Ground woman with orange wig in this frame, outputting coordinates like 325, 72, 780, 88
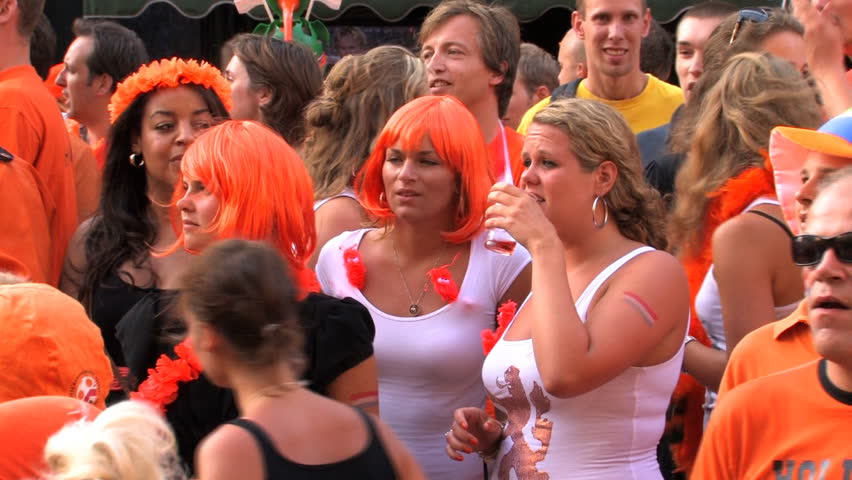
316, 95, 531, 480
122, 120, 377, 471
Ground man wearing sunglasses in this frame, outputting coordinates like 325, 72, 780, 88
693, 167, 852, 480
719, 111, 852, 398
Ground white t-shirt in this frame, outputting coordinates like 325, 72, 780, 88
317, 229, 531, 480
482, 246, 684, 479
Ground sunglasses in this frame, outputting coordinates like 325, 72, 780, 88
729, 8, 770, 45
791, 233, 852, 266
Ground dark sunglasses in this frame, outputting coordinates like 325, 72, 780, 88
791, 232, 852, 266
729, 8, 770, 45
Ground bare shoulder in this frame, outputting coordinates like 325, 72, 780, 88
713, 206, 787, 249
196, 422, 263, 479
369, 414, 426, 480
617, 249, 687, 288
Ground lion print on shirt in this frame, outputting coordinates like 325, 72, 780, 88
491, 365, 553, 479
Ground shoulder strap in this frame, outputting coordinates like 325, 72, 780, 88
353, 408, 381, 443
747, 210, 794, 238
227, 418, 280, 462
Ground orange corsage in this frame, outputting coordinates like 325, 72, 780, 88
130, 339, 202, 413
109, 58, 232, 123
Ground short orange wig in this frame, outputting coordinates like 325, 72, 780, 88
356, 95, 493, 244
174, 120, 317, 295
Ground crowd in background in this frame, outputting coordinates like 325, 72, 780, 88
1, 0, 851, 478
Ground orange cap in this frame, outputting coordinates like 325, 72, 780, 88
44, 63, 64, 100
0, 396, 100, 479
0, 284, 113, 408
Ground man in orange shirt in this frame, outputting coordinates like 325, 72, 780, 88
419, 0, 525, 185
693, 169, 852, 480
719, 111, 852, 397
0, 0, 76, 286
55, 19, 148, 169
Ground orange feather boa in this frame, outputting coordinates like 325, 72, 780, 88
669, 161, 776, 475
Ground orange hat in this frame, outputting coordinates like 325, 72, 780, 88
45, 63, 64, 100
0, 396, 100, 479
769, 110, 852, 235
0, 283, 113, 408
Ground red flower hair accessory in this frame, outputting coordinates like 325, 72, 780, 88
130, 339, 202, 413
109, 58, 233, 123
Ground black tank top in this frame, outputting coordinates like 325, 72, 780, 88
227, 409, 398, 479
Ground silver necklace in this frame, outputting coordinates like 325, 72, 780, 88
391, 236, 446, 316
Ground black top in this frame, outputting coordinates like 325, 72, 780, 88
91, 269, 156, 368
115, 291, 376, 472
227, 410, 397, 479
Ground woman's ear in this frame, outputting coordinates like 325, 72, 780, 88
257, 85, 274, 108
594, 161, 618, 196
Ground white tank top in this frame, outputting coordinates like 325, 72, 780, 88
695, 197, 799, 417
316, 229, 531, 480
482, 246, 684, 480
312, 187, 358, 212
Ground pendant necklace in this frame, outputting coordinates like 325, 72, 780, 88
392, 236, 447, 316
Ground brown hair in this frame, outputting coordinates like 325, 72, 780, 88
518, 43, 559, 95
72, 18, 149, 93
303, 45, 426, 200
180, 239, 305, 371
532, 98, 668, 249
419, 0, 520, 118
228, 34, 322, 146
670, 8, 804, 152
16, 0, 44, 37
669, 53, 822, 253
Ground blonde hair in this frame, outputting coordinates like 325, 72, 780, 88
669, 52, 822, 253
44, 401, 183, 480
303, 45, 426, 200
532, 98, 668, 249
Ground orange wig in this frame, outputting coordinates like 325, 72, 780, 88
174, 120, 318, 296
356, 95, 493, 244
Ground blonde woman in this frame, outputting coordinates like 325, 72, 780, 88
303, 45, 427, 268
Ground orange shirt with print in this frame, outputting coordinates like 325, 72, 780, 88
0, 148, 52, 283
488, 125, 524, 185
693, 359, 852, 480
718, 300, 817, 398
0, 65, 77, 285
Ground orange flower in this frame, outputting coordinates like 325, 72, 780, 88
108, 57, 232, 124
131, 340, 203, 413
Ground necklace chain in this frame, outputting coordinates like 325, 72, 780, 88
248, 380, 307, 405
392, 235, 446, 316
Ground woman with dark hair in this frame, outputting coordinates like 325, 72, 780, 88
446, 98, 688, 478
183, 239, 423, 479
225, 33, 322, 148
60, 58, 231, 400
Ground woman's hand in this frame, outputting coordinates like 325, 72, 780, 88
485, 182, 559, 254
444, 407, 503, 461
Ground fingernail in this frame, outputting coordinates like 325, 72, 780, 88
471, 437, 479, 446
464, 447, 473, 454
456, 455, 464, 461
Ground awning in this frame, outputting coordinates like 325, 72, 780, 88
83, 0, 776, 24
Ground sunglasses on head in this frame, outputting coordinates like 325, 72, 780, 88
791, 232, 852, 266
729, 8, 770, 45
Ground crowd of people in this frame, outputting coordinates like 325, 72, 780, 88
1, 0, 851, 478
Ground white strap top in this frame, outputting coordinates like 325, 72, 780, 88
313, 187, 358, 212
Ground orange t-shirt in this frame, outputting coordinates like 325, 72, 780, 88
0, 148, 52, 283
488, 124, 525, 185
0, 65, 77, 285
693, 359, 852, 480
718, 300, 817, 398
69, 134, 101, 222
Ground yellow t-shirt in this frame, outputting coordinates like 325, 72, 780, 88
516, 74, 684, 135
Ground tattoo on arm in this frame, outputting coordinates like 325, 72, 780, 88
349, 391, 379, 411
623, 291, 658, 327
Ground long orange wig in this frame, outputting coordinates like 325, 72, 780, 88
174, 120, 318, 296
356, 95, 494, 244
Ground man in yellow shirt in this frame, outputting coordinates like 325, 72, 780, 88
516, 0, 683, 135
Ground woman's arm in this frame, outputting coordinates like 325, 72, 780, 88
195, 426, 265, 480
59, 217, 94, 299
682, 341, 727, 392
326, 356, 379, 414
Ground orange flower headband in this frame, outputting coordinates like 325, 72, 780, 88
108, 57, 233, 124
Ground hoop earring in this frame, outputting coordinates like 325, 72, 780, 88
592, 195, 609, 230
129, 153, 144, 168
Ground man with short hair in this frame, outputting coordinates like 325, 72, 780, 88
557, 28, 587, 85
692, 167, 852, 479
420, 0, 525, 183
56, 18, 148, 167
503, 42, 559, 130
641, 18, 674, 81
517, 0, 683, 135
0, 0, 76, 286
